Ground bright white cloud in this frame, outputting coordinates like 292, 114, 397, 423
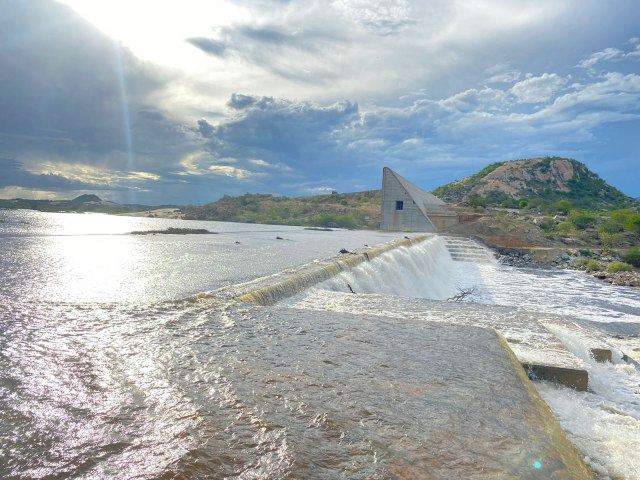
510, 73, 568, 104
207, 165, 255, 178
577, 47, 624, 69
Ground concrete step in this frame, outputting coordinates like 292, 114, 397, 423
263, 305, 592, 478
290, 292, 594, 392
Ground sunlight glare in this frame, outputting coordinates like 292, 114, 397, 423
58, 0, 246, 68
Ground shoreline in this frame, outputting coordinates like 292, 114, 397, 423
495, 247, 640, 287
118, 208, 640, 288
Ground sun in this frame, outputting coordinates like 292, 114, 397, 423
57, 0, 246, 69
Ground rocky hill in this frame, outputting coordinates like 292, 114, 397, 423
432, 157, 635, 210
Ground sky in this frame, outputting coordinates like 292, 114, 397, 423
0, 0, 639, 205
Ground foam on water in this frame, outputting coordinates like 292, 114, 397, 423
286, 236, 640, 480
317, 235, 458, 300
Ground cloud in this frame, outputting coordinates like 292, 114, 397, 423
0, 0, 193, 202
207, 165, 256, 178
577, 47, 625, 69
185, 20, 345, 84
332, 0, 417, 35
577, 41, 640, 70
185, 37, 227, 57
4, 0, 640, 201
188, 95, 364, 192
199, 95, 359, 162
0, 158, 110, 191
510, 73, 568, 104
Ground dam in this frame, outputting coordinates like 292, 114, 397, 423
218, 233, 640, 479
2, 211, 639, 479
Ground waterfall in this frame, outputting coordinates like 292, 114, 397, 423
319, 235, 458, 300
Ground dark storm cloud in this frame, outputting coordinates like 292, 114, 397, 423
0, 158, 111, 191
0, 0, 189, 179
200, 95, 358, 163
191, 94, 367, 193
197, 119, 215, 138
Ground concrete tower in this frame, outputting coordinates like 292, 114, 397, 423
380, 167, 458, 232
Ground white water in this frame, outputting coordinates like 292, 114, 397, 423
287, 236, 640, 480
537, 325, 640, 480
318, 236, 459, 300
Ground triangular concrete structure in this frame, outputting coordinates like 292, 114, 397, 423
380, 167, 458, 232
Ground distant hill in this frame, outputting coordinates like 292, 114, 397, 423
181, 191, 382, 229
0, 195, 149, 214
432, 157, 636, 210
71, 194, 102, 203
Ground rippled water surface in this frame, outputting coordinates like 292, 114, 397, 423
1, 210, 639, 479
0, 210, 399, 303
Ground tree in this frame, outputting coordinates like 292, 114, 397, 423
551, 200, 571, 215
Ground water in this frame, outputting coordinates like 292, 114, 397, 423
0, 210, 400, 304
1, 210, 639, 479
287, 236, 640, 480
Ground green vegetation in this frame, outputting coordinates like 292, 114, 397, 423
180, 191, 381, 229
607, 262, 633, 273
0, 195, 162, 215
576, 259, 601, 271
432, 157, 636, 211
568, 210, 597, 229
551, 200, 572, 215
468, 195, 489, 208
556, 221, 574, 233
623, 247, 640, 267
431, 161, 507, 200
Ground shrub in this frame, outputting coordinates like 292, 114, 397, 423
468, 195, 488, 207
569, 210, 597, 229
556, 221, 574, 233
598, 231, 624, 249
597, 220, 623, 234
537, 217, 555, 232
501, 198, 519, 208
576, 259, 600, 271
551, 200, 572, 215
624, 213, 640, 234
623, 247, 640, 267
607, 262, 633, 273
519, 200, 529, 209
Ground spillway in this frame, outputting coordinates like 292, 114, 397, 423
222, 233, 640, 479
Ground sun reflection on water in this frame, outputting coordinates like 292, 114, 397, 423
44, 234, 145, 303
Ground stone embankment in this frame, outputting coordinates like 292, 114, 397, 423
591, 270, 640, 287
495, 247, 640, 287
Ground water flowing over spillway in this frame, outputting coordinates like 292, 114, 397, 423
283, 236, 640, 479
1, 211, 638, 479
319, 235, 459, 299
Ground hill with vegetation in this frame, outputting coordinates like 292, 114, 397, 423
438, 158, 639, 275
432, 157, 635, 211
0, 195, 161, 214
181, 191, 381, 229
